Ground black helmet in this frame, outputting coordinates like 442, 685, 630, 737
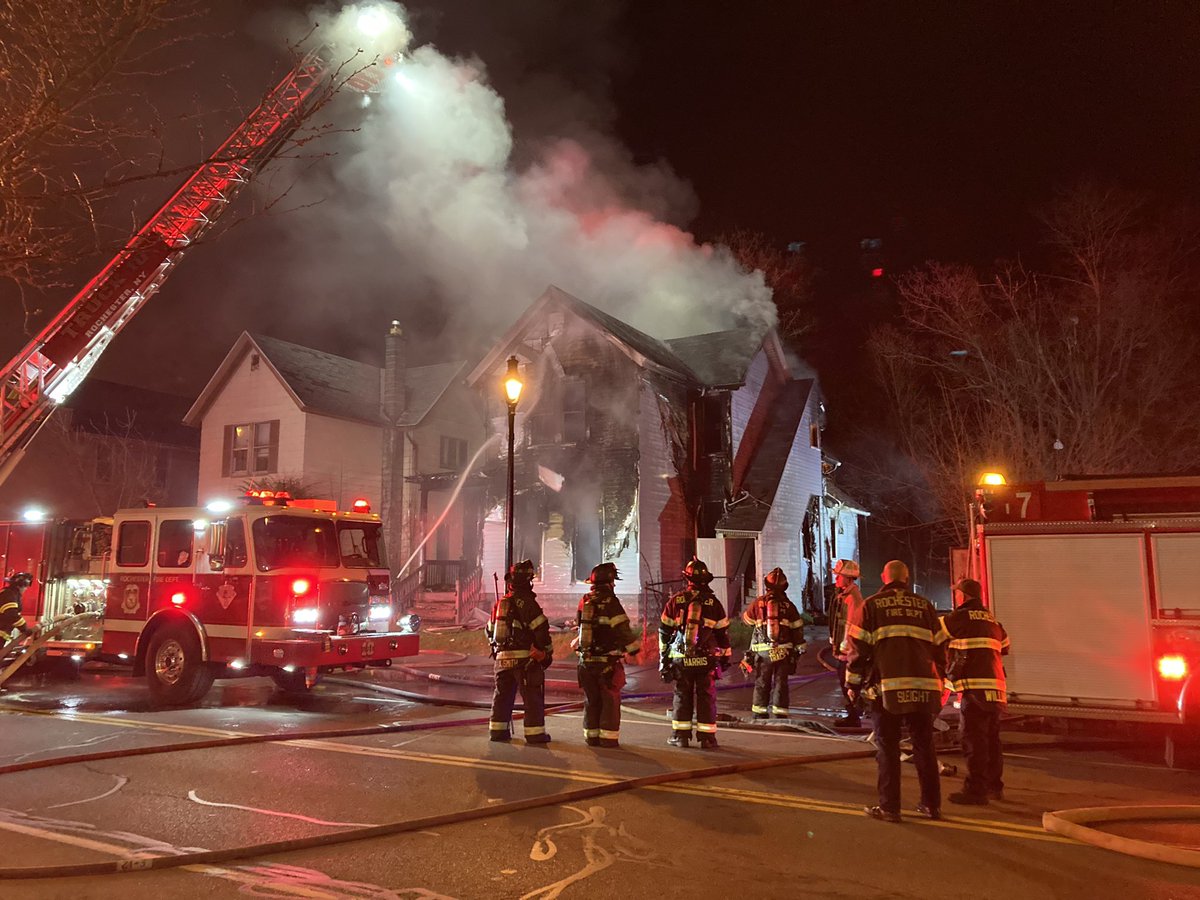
587, 563, 619, 585
507, 559, 536, 584
764, 567, 788, 591
682, 557, 714, 585
8, 572, 32, 589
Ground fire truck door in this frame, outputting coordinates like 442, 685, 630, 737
105, 518, 154, 655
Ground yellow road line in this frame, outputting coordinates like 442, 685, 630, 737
3, 707, 1069, 845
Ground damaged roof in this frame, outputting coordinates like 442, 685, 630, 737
717, 378, 815, 533
665, 329, 765, 387
184, 333, 465, 429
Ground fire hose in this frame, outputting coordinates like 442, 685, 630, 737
0, 612, 101, 689
0, 704, 875, 880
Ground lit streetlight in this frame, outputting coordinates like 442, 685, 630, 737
503, 356, 524, 572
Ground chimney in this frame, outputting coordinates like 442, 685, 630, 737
383, 320, 406, 424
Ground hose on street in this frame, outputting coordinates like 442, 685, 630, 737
1042, 805, 1200, 868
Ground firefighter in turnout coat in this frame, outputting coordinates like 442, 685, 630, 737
487, 560, 553, 743
941, 578, 1010, 805
659, 557, 732, 749
741, 568, 807, 719
827, 558, 866, 726
846, 560, 948, 822
573, 563, 641, 748
0, 573, 35, 641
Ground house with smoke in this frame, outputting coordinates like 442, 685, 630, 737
0, 379, 199, 521
441, 285, 837, 625
183, 331, 484, 587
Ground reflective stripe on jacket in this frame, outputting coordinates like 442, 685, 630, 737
938, 599, 1009, 704
742, 592, 807, 653
846, 582, 947, 715
487, 589, 551, 661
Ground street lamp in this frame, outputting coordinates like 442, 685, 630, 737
503, 356, 524, 572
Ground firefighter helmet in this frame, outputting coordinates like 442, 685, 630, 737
587, 563, 619, 585
764, 567, 788, 591
682, 557, 714, 585
7, 572, 32, 589
832, 559, 860, 580
508, 559, 536, 585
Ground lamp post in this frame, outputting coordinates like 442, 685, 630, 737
503, 356, 524, 573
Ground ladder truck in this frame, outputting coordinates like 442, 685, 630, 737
0, 31, 396, 486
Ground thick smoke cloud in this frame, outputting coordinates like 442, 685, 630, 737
270, 1, 775, 346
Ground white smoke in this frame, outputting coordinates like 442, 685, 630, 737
300, 1, 775, 341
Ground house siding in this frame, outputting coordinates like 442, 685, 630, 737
731, 350, 769, 458
301, 414, 383, 511
196, 351, 307, 502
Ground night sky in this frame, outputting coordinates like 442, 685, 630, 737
9, 1, 1200, 395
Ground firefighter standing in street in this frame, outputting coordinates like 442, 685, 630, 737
659, 557, 732, 749
0, 572, 36, 643
846, 559, 948, 822
741, 567, 808, 719
827, 558, 866, 726
573, 563, 641, 748
940, 577, 1010, 805
487, 560, 553, 744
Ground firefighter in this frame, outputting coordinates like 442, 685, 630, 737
487, 560, 553, 744
846, 559, 948, 822
741, 567, 808, 719
659, 557, 732, 749
573, 562, 641, 748
0, 572, 36, 642
941, 578, 1010, 805
827, 558, 865, 726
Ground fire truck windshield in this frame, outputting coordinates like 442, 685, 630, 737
337, 521, 387, 568
251, 515, 338, 571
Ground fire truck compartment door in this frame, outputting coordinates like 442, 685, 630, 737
985, 533, 1154, 704
1150, 533, 1200, 618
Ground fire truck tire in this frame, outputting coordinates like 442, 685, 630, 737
145, 625, 214, 706
271, 668, 321, 694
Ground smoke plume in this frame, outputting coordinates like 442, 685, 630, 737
273, 2, 775, 345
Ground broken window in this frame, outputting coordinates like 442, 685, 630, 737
695, 395, 728, 456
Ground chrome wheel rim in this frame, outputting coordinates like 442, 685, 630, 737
154, 639, 186, 685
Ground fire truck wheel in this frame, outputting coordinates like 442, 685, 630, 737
271, 668, 321, 694
146, 624, 214, 706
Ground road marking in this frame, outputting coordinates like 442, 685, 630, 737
46, 774, 129, 810
4, 708, 1071, 846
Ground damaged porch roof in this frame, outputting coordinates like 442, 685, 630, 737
717, 378, 816, 533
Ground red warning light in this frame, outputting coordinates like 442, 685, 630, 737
1158, 654, 1188, 681
171, 592, 186, 606
871, 267, 885, 278
352, 498, 371, 513
291, 578, 312, 597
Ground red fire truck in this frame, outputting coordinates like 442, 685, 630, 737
6, 491, 419, 705
969, 475, 1200, 732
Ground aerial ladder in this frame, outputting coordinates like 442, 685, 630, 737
0, 30, 396, 485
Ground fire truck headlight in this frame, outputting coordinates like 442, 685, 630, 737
398, 613, 421, 634
292, 607, 319, 626
369, 605, 393, 622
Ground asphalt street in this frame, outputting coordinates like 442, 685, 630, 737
0, 662, 1198, 900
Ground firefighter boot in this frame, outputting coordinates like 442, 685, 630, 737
667, 731, 692, 748
526, 732, 552, 744
698, 733, 720, 750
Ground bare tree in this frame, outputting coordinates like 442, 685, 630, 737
720, 229, 814, 342
49, 410, 167, 514
871, 184, 1200, 543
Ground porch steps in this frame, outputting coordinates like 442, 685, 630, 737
412, 590, 458, 625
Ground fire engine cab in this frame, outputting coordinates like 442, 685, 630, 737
8, 491, 419, 705
969, 475, 1200, 732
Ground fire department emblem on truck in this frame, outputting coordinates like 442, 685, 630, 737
121, 583, 140, 614
216, 583, 236, 610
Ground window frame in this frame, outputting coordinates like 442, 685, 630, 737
223, 420, 279, 477
156, 519, 195, 569
115, 520, 152, 568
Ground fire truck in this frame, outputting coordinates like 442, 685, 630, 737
6, 490, 419, 705
969, 475, 1200, 732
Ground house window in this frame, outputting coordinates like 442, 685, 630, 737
809, 422, 820, 449
223, 421, 279, 477
562, 378, 587, 443
115, 520, 151, 567
695, 395, 727, 456
439, 436, 468, 470
250, 353, 260, 371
